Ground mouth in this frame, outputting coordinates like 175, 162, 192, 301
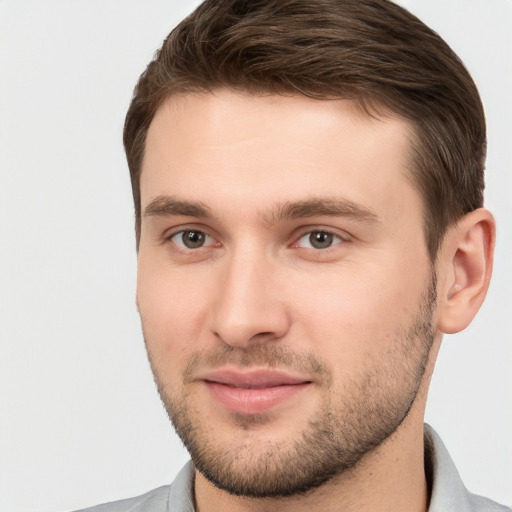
200, 368, 313, 415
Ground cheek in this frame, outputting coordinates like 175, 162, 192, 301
137, 255, 211, 367
291, 262, 428, 364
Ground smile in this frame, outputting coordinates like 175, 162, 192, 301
200, 368, 313, 415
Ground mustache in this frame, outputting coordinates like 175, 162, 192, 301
182, 344, 331, 384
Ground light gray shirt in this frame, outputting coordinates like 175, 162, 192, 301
75, 425, 510, 512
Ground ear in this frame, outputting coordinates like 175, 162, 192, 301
436, 208, 495, 334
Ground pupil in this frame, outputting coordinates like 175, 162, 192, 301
310, 231, 333, 249
183, 230, 205, 248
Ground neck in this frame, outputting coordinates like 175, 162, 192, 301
194, 418, 429, 512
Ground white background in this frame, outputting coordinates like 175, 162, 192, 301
0, 1, 510, 511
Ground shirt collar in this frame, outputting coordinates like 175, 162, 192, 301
424, 423, 474, 511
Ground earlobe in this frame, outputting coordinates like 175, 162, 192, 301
437, 208, 495, 334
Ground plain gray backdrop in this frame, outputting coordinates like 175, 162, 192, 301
0, 1, 511, 511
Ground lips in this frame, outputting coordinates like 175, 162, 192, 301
200, 368, 312, 414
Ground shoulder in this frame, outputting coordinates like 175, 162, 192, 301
71, 461, 195, 512
425, 425, 510, 512
73, 485, 170, 512
467, 493, 511, 512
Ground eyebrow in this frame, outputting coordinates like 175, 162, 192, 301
143, 195, 379, 224
143, 196, 212, 219
264, 198, 380, 225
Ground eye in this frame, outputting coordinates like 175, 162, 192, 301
296, 230, 343, 250
170, 230, 216, 249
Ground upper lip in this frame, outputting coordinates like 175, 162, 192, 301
199, 368, 312, 389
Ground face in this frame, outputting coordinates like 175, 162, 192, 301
137, 90, 437, 497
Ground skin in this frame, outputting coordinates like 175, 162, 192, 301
136, 90, 495, 512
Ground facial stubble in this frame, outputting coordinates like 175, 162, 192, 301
144, 273, 437, 498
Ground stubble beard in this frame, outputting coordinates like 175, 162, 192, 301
145, 273, 437, 498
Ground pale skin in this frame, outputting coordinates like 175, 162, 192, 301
136, 90, 495, 512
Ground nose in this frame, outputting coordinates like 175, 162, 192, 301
209, 247, 291, 347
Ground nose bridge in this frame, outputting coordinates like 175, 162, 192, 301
210, 242, 289, 346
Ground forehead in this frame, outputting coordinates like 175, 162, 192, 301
141, 90, 418, 222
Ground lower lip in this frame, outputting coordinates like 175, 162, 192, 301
205, 381, 310, 414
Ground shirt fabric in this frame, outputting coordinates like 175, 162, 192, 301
75, 425, 510, 512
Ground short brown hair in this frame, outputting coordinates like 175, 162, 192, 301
124, 0, 486, 259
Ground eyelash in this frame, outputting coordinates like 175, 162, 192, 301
165, 227, 349, 252
293, 229, 346, 250
167, 229, 219, 250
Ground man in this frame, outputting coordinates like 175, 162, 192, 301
79, 0, 508, 511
